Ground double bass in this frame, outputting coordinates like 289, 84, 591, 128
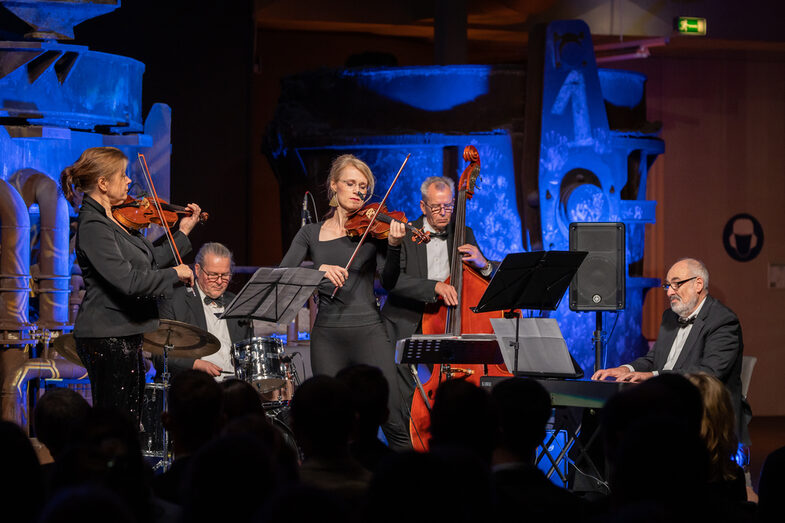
408, 145, 512, 451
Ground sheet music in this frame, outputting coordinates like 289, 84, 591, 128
490, 318, 576, 374
222, 267, 323, 324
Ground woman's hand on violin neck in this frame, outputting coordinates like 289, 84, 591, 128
178, 203, 202, 235
387, 220, 406, 246
319, 264, 349, 288
173, 264, 194, 286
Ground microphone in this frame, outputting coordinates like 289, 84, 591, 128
301, 191, 310, 227
357, 191, 366, 200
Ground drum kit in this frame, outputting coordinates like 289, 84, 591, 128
53, 319, 299, 467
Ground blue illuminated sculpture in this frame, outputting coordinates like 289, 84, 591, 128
0, 0, 172, 428
267, 20, 663, 375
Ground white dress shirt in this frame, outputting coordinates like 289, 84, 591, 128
196, 285, 234, 380
424, 221, 450, 282
625, 296, 707, 375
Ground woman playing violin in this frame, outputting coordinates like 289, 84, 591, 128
60, 146, 200, 424
279, 154, 411, 450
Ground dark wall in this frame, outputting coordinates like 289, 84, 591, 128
74, 1, 254, 264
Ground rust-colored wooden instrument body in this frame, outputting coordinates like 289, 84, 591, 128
409, 145, 511, 452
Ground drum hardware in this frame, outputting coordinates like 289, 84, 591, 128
141, 320, 220, 471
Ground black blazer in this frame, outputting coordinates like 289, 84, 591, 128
157, 285, 250, 371
73, 195, 192, 338
629, 294, 745, 434
381, 216, 495, 343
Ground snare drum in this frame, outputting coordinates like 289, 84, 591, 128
231, 337, 288, 393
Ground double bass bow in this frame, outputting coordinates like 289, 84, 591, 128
408, 145, 512, 452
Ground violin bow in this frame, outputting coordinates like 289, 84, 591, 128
137, 153, 194, 295
331, 154, 411, 299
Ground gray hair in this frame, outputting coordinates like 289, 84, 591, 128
420, 176, 455, 201
195, 242, 234, 270
676, 257, 709, 289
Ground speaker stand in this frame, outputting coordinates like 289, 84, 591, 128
592, 311, 605, 374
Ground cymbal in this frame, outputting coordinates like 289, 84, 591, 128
143, 319, 220, 359
52, 334, 84, 367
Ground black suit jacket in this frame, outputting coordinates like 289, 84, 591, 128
381, 216, 494, 343
629, 294, 745, 435
73, 195, 191, 338
157, 285, 249, 372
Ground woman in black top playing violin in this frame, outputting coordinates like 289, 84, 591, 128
280, 154, 411, 450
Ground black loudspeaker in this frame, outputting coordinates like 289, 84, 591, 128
569, 223, 625, 311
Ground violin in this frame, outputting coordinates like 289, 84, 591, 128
345, 203, 431, 244
111, 195, 209, 231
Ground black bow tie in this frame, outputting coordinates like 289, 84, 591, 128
430, 230, 448, 240
677, 316, 696, 328
203, 294, 225, 308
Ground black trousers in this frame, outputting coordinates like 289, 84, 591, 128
75, 334, 146, 426
310, 321, 412, 451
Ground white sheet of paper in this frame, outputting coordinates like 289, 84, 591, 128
490, 318, 575, 374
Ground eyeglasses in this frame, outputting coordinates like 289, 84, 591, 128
339, 179, 368, 192
661, 276, 697, 291
425, 202, 455, 214
200, 269, 232, 283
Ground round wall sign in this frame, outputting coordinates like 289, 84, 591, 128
723, 213, 763, 262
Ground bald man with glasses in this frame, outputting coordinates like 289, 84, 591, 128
593, 258, 746, 438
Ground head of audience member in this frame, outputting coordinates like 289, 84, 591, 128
366, 447, 492, 523
335, 364, 389, 441
258, 484, 351, 523
665, 258, 709, 318
325, 154, 375, 217
222, 413, 299, 484
194, 242, 234, 300
181, 433, 275, 523
221, 378, 265, 420
0, 421, 44, 523
54, 408, 151, 523
290, 375, 354, 459
687, 372, 740, 482
603, 373, 704, 460
491, 377, 552, 465
420, 176, 455, 232
162, 369, 224, 456
602, 374, 708, 511
428, 378, 498, 463
38, 485, 135, 523
34, 387, 91, 461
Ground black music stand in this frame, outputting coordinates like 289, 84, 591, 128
221, 267, 324, 326
472, 250, 587, 377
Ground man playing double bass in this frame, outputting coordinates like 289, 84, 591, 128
381, 176, 495, 411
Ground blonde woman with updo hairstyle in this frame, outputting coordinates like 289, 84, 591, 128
61, 146, 201, 424
279, 154, 412, 450
687, 372, 747, 502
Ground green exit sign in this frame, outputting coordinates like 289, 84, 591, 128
675, 17, 707, 36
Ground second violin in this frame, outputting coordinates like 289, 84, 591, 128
345, 203, 431, 244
